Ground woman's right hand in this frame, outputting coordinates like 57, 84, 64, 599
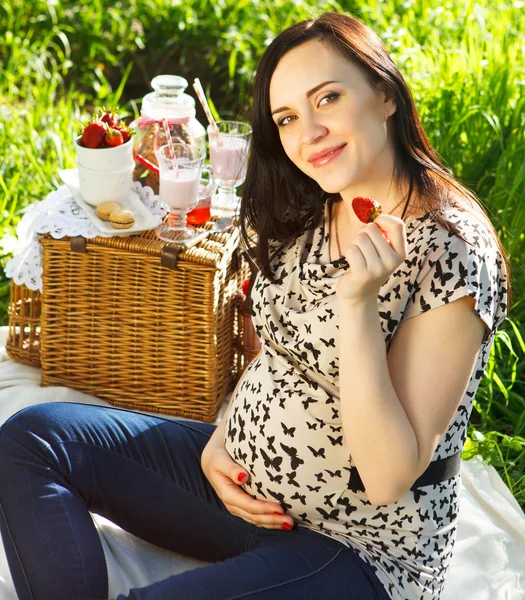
201, 444, 293, 531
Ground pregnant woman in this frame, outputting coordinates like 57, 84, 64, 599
0, 11, 509, 600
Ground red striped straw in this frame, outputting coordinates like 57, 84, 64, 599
162, 117, 178, 172
193, 78, 220, 138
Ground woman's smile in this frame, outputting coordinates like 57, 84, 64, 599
307, 143, 347, 169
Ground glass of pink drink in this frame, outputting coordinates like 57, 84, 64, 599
156, 143, 215, 244
207, 121, 252, 216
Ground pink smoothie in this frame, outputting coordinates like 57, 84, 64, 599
210, 136, 249, 183
160, 169, 200, 209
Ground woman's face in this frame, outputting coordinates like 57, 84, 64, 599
269, 39, 397, 196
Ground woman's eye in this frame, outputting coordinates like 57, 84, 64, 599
319, 92, 340, 106
277, 115, 294, 127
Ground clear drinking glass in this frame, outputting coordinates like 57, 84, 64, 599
207, 120, 252, 216
156, 143, 215, 244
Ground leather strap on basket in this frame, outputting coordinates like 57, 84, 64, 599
161, 245, 184, 270
70, 236, 87, 253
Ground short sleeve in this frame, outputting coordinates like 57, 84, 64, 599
402, 233, 508, 342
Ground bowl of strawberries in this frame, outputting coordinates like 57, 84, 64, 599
76, 110, 135, 205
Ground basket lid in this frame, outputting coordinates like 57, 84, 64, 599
41, 217, 242, 270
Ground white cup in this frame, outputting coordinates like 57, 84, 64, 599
77, 163, 133, 206
75, 138, 134, 172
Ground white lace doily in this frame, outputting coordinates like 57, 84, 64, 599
5, 182, 166, 293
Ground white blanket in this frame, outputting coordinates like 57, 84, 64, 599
0, 328, 523, 599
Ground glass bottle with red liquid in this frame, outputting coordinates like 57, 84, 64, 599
186, 186, 212, 225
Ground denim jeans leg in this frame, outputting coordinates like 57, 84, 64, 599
0, 402, 253, 600
117, 526, 391, 600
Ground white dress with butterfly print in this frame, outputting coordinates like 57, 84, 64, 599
224, 199, 508, 600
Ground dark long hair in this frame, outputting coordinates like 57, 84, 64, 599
239, 11, 512, 305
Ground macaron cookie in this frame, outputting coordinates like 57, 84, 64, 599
109, 209, 135, 229
96, 201, 121, 221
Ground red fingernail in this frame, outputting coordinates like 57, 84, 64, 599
274, 511, 282, 515
282, 522, 292, 531
237, 473, 247, 483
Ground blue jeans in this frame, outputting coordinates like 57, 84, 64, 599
0, 402, 391, 600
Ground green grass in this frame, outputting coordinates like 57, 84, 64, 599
1, 0, 524, 510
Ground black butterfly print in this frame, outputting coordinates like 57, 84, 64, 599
260, 448, 282, 472
329, 425, 342, 433
326, 469, 342, 478
306, 484, 321, 492
306, 421, 317, 430
315, 472, 327, 483
238, 450, 247, 462
324, 493, 336, 507
372, 512, 389, 523
301, 397, 318, 410
286, 471, 300, 488
430, 278, 442, 298
265, 469, 283, 484
227, 423, 237, 443
413, 488, 428, 503
281, 423, 296, 437
280, 443, 304, 470
305, 324, 312, 334
262, 404, 271, 422
307, 445, 326, 458
335, 497, 358, 516
291, 491, 306, 505
319, 337, 335, 348
279, 397, 286, 409
316, 507, 339, 521
327, 435, 343, 446
391, 536, 407, 548
267, 435, 276, 454
268, 366, 278, 376
298, 513, 312, 525
317, 314, 328, 323
238, 416, 246, 442
255, 482, 267, 498
304, 341, 321, 360
267, 489, 292, 511
434, 259, 455, 286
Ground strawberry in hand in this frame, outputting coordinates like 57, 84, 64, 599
352, 196, 390, 245
105, 128, 124, 147
352, 196, 382, 223
80, 121, 108, 149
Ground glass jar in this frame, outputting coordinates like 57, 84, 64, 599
130, 74, 206, 194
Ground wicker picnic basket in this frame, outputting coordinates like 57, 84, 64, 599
30, 221, 249, 422
6, 280, 42, 367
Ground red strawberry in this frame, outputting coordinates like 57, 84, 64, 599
100, 111, 118, 128
242, 278, 251, 296
105, 128, 124, 147
352, 197, 382, 223
80, 121, 108, 149
114, 124, 131, 143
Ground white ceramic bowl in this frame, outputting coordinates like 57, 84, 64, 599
77, 163, 134, 206
76, 137, 134, 172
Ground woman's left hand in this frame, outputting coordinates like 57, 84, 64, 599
336, 214, 408, 304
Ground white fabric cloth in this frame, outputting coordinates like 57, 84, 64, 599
4, 183, 165, 292
0, 327, 523, 599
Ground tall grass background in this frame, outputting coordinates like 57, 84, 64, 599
1, 0, 524, 508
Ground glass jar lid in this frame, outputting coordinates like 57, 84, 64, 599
141, 74, 196, 119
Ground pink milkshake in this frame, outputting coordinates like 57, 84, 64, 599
210, 136, 249, 185
159, 169, 200, 210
